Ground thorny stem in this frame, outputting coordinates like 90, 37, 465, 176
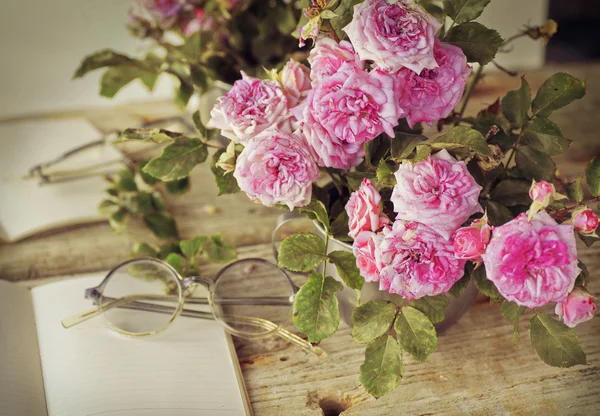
503, 127, 527, 173
551, 196, 600, 219
455, 65, 484, 125
493, 60, 518, 77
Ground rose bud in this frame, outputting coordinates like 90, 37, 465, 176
572, 206, 599, 235
452, 216, 492, 262
555, 288, 597, 328
528, 179, 566, 220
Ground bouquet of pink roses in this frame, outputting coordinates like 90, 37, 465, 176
95, 0, 597, 398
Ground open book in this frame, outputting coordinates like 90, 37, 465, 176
0, 274, 250, 416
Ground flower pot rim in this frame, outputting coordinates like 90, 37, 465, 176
313, 220, 353, 250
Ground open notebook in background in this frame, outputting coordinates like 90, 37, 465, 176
0, 274, 249, 416
0, 118, 123, 241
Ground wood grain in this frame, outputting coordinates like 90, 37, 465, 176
1, 64, 600, 415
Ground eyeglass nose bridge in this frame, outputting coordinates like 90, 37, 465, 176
182, 276, 214, 291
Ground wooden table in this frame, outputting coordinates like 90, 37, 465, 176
1, 63, 600, 415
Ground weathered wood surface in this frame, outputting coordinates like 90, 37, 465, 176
1, 63, 600, 415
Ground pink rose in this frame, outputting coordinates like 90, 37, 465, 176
233, 128, 319, 210
529, 180, 555, 203
375, 221, 466, 300
390, 149, 483, 240
343, 0, 441, 74
394, 41, 471, 128
481, 212, 579, 308
572, 206, 599, 235
280, 59, 312, 107
452, 217, 491, 262
208, 72, 292, 143
308, 38, 364, 83
555, 288, 597, 328
296, 63, 405, 169
345, 178, 390, 239
353, 231, 382, 283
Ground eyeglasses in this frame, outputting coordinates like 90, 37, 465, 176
62, 257, 325, 358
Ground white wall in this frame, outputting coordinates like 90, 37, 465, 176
0, 0, 173, 120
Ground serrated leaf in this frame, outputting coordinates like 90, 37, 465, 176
165, 253, 186, 274
192, 110, 218, 141
490, 179, 532, 206
413, 144, 432, 162
431, 126, 492, 156
575, 260, 589, 287
394, 306, 437, 361
166, 177, 191, 194
522, 117, 571, 156
391, 133, 427, 161
515, 146, 556, 182
443, 0, 490, 24
586, 156, 600, 197
143, 138, 208, 181
529, 313, 586, 367
117, 128, 181, 144
210, 149, 240, 196
565, 178, 584, 203
376, 159, 396, 188
143, 212, 178, 240
472, 265, 503, 301
204, 234, 237, 264
482, 200, 514, 226
328, 250, 364, 290
578, 232, 600, 248
448, 272, 471, 297
73, 49, 133, 78
359, 335, 403, 398
278, 233, 327, 272
352, 300, 398, 344
531, 73, 586, 117
180, 236, 209, 258
298, 199, 330, 233
410, 295, 449, 324
293, 273, 342, 343
444, 22, 503, 65
131, 242, 158, 258
501, 78, 531, 129
100, 66, 143, 98
423, 3, 445, 24
501, 301, 526, 344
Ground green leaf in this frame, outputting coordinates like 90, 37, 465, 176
100, 66, 142, 98
73, 49, 133, 78
529, 313, 586, 367
190, 64, 208, 93
328, 250, 364, 290
490, 179, 532, 206
109, 207, 128, 231
120, 192, 154, 214
192, 110, 218, 141
158, 242, 182, 260
578, 232, 600, 248
143, 212, 178, 240
501, 301, 526, 344
143, 138, 208, 181
431, 126, 492, 156
166, 177, 191, 194
98, 199, 119, 217
576, 260, 589, 287
422, 3, 446, 24
391, 133, 427, 161
501, 78, 531, 129
376, 160, 396, 188
210, 149, 240, 196
448, 272, 471, 297
586, 156, 600, 197
359, 335, 403, 398
394, 306, 437, 361
444, 22, 503, 65
443, 0, 491, 24
565, 178, 584, 203
115, 169, 137, 191
180, 236, 209, 259
472, 265, 503, 301
278, 233, 327, 272
298, 199, 330, 233
482, 200, 514, 226
531, 73, 586, 117
410, 295, 449, 324
204, 234, 237, 264
413, 144, 432, 162
515, 146, 556, 182
330, 211, 352, 242
150, 192, 167, 212
352, 300, 398, 344
522, 117, 571, 156
131, 242, 158, 258
117, 128, 181, 144
293, 273, 343, 343
165, 253, 186, 274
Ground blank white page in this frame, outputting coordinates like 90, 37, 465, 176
31, 274, 246, 416
0, 280, 47, 416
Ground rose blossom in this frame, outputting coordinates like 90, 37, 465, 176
280, 59, 312, 107
345, 178, 390, 239
390, 149, 483, 240
452, 217, 491, 262
353, 231, 382, 283
572, 206, 599, 235
528, 179, 567, 220
481, 212, 579, 308
308, 38, 364, 83
233, 128, 319, 210
208, 72, 292, 143
375, 221, 466, 299
295, 63, 405, 169
555, 288, 597, 328
394, 41, 471, 128
343, 0, 441, 74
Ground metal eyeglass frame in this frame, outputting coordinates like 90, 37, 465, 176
61, 257, 325, 358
